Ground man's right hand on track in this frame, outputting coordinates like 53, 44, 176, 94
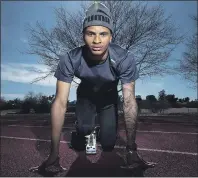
29, 155, 66, 173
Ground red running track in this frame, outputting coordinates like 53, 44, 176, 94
1, 116, 198, 177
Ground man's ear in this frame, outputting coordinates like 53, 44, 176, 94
110, 36, 112, 43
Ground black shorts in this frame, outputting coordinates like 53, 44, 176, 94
75, 82, 119, 151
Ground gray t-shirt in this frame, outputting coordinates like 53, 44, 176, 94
54, 46, 139, 91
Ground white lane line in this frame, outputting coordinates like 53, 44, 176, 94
1, 136, 197, 156
8, 125, 49, 128
136, 130, 198, 135
1, 120, 48, 122
114, 145, 198, 156
139, 122, 197, 126
1, 136, 51, 142
7, 125, 198, 135
7, 125, 73, 129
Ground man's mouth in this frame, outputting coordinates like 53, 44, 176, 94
92, 46, 103, 51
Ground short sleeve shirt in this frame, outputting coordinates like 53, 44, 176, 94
54, 50, 139, 90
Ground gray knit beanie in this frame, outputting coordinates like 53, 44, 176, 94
83, 2, 114, 33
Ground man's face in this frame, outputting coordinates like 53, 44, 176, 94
83, 26, 112, 57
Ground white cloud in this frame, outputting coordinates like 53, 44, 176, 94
1, 62, 80, 87
1, 63, 56, 87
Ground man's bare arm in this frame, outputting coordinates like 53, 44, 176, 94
50, 80, 71, 157
122, 81, 138, 150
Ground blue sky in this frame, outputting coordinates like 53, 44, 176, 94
1, 1, 197, 101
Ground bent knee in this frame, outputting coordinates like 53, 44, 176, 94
100, 139, 116, 152
100, 132, 117, 152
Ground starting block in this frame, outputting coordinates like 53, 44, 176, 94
70, 125, 100, 155
85, 129, 97, 154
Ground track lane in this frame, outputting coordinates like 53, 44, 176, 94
1, 138, 198, 177
1, 115, 198, 177
1, 125, 197, 153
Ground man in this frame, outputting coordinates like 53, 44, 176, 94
30, 2, 156, 173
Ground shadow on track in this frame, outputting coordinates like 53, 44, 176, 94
30, 116, 52, 160
64, 150, 145, 177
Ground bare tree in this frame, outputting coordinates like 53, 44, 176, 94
25, 1, 183, 90
174, 15, 197, 89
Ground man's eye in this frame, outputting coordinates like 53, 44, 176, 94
87, 33, 94, 36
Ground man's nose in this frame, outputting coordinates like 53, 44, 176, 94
93, 35, 101, 43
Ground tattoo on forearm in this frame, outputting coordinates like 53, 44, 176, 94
123, 86, 138, 150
